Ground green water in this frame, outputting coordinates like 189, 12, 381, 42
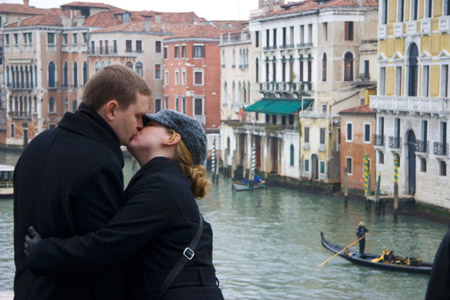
0, 150, 448, 299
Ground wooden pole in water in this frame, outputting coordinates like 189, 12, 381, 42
211, 138, 217, 183
393, 155, 399, 223
344, 167, 348, 208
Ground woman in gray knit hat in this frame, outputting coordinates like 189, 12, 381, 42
25, 110, 224, 300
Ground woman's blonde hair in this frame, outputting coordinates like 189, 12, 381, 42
168, 130, 210, 199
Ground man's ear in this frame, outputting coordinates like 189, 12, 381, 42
102, 100, 119, 121
163, 132, 181, 146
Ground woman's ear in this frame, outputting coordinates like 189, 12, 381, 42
163, 132, 181, 146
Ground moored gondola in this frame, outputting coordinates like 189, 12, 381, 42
320, 232, 432, 274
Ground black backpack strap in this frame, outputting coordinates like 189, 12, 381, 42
154, 212, 204, 300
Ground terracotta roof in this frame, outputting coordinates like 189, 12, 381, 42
0, 3, 55, 15
84, 11, 122, 28
138, 11, 202, 24
5, 14, 62, 27
60, 2, 118, 9
258, 0, 378, 18
339, 104, 375, 115
209, 20, 247, 32
164, 24, 222, 40
92, 20, 193, 34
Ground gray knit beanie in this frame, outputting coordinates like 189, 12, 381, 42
143, 110, 207, 165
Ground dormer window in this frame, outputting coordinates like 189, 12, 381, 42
123, 12, 130, 23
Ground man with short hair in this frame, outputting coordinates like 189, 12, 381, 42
13, 64, 151, 300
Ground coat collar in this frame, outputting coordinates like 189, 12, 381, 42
58, 103, 124, 167
126, 157, 181, 189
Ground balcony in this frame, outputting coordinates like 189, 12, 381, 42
415, 139, 428, 153
89, 46, 119, 56
421, 19, 432, 35
406, 21, 418, 35
259, 81, 310, 94
220, 31, 251, 45
263, 46, 277, 51
374, 134, 385, 146
439, 16, 450, 33
279, 44, 295, 50
378, 25, 387, 39
296, 42, 312, 49
393, 22, 404, 37
370, 96, 449, 115
433, 142, 448, 156
194, 115, 206, 125
389, 136, 401, 149
9, 111, 32, 120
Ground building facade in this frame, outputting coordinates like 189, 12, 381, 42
371, 0, 450, 208
339, 104, 377, 193
223, 0, 378, 181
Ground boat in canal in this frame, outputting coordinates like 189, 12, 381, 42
320, 232, 433, 274
232, 180, 266, 191
232, 176, 266, 191
0, 164, 14, 198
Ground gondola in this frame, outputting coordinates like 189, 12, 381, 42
320, 232, 433, 274
232, 180, 265, 191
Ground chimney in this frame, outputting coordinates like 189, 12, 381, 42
23, 0, 29, 7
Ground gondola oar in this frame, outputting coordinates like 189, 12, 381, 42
318, 234, 368, 267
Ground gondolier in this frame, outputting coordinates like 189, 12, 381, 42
356, 222, 369, 254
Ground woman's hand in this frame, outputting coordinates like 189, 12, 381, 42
24, 226, 42, 256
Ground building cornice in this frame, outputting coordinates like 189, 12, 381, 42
164, 37, 219, 43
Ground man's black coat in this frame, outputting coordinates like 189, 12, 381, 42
426, 227, 450, 300
27, 157, 223, 300
14, 105, 126, 300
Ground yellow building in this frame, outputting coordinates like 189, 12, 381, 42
371, 0, 450, 208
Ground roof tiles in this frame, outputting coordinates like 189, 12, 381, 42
339, 104, 375, 115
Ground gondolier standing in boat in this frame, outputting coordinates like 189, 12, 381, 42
356, 222, 369, 254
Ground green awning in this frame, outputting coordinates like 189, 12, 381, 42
244, 98, 312, 115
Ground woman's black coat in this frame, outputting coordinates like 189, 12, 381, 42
28, 157, 223, 300
14, 105, 126, 300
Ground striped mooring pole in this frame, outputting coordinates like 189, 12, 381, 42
393, 155, 399, 222
211, 138, 217, 182
364, 153, 369, 199
250, 145, 256, 182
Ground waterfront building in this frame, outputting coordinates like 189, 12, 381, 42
163, 23, 245, 153
371, 0, 450, 208
338, 104, 376, 194
225, 0, 378, 182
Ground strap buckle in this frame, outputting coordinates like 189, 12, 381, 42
183, 247, 195, 260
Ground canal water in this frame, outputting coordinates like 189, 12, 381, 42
0, 149, 448, 299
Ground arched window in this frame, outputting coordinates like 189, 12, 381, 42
6, 66, 10, 87
48, 96, 55, 113
322, 53, 327, 82
28, 97, 32, 114
83, 61, 88, 85
299, 55, 304, 82
135, 62, 143, 77
101, 61, 106, 68
272, 56, 276, 82
73, 62, 78, 88
232, 81, 236, 104
222, 49, 225, 66
64, 98, 69, 112
95, 61, 100, 72
307, 54, 312, 82
255, 57, 259, 83
35, 66, 38, 87
265, 57, 270, 82
344, 52, 353, 81
63, 61, 68, 87
126, 61, 133, 69
238, 82, 242, 104
25, 66, 29, 88
232, 50, 236, 67
20, 66, 24, 88
223, 81, 228, 106
408, 43, 419, 96
290, 144, 295, 166
282, 56, 286, 82
48, 62, 56, 87
11, 67, 15, 88
34, 96, 37, 113
289, 55, 294, 81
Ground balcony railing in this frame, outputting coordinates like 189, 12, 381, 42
89, 47, 119, 56
296, 42, 312, 49
9, 111, 32, 120
370, 96, 449, 115
406, 21, 418, 35
280, 44, 295, 49
439, 16, 450, 33
378, 25, 387, 39
374, 134, 385, 146
393, 22, 404, 37
259, 81, 311, 93
389, 136, 401, 149
415, 140, 428, 153
421, 19, 432, 35
433, 142, 449, 156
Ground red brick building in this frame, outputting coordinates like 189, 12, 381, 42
339, 104, 376, 193
162, 25, 222, 134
